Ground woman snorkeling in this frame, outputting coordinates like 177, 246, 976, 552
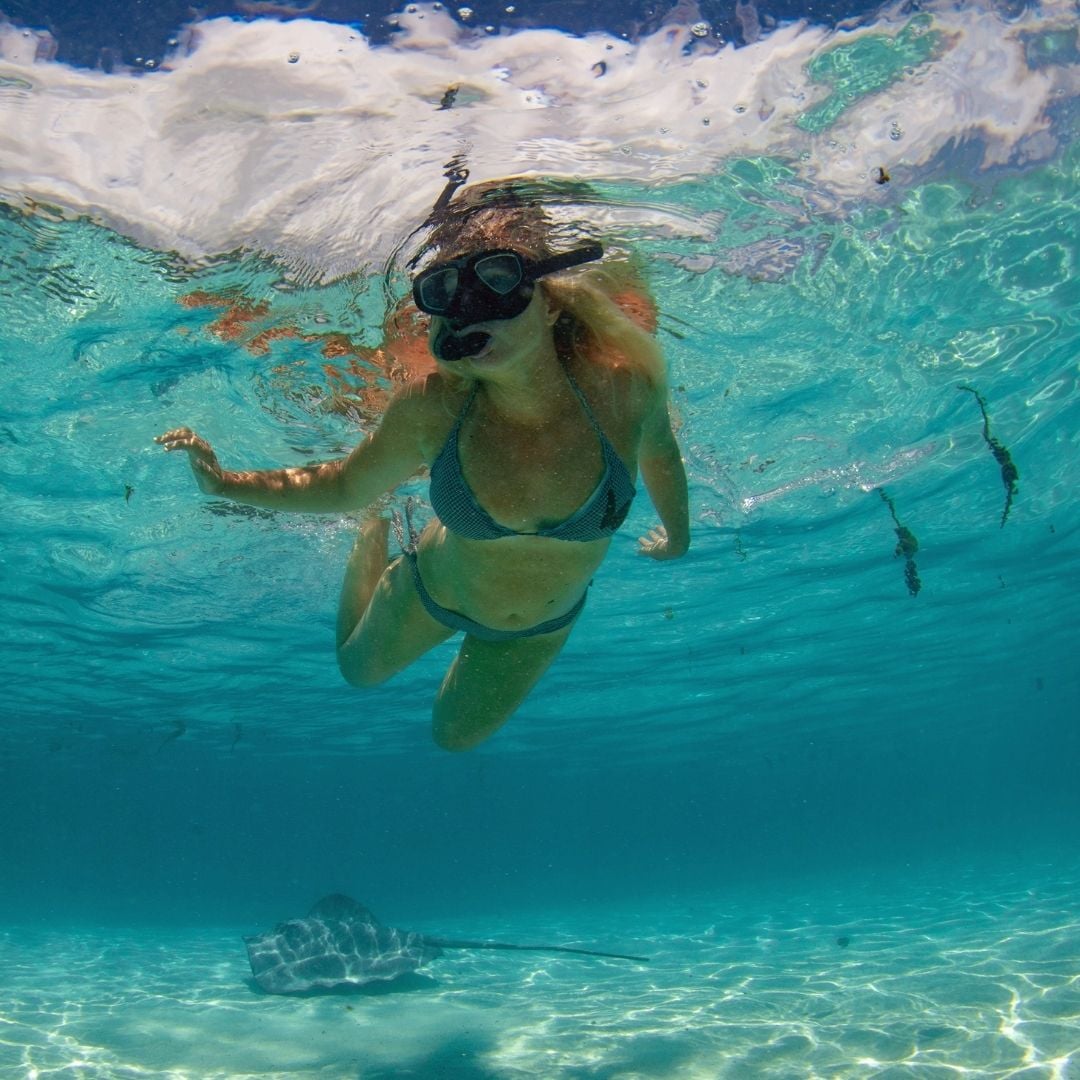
157, 178, 689, 750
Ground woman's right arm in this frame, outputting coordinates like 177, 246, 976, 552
155, 383, 434, 514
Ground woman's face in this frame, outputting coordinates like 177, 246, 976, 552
419, 241, 556, 366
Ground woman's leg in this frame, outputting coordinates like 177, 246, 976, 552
336, 518, 453, 686
431, 622, 576, 751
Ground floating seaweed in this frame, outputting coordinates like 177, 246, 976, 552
958, 385, 1019, 527
877, 488, 921, 597
156, 719, 186, 754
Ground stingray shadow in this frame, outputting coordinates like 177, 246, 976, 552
244, 971, 438, 998
364, 1033, 505, 1080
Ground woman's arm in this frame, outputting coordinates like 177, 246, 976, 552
559, 271, 688, 558
637, 385, 690, 560
155, 384, 433, 514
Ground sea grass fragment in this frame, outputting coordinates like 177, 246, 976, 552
958, 385, 1019, 527
877, 488, 921, 597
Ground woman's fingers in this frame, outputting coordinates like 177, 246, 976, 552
637, 524, 687, 561
637, 526, 668, 556
156, 428, 203, 450
155, 428, 224, 493
156, 429, 217, 463
155, 427, 192, 441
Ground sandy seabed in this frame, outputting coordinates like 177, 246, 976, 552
2, 864, 1078, 1079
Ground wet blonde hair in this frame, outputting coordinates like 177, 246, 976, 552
423, 178, 562, 261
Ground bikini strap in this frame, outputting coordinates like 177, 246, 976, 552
563, 367, 605, 438
451, 382, 481, 436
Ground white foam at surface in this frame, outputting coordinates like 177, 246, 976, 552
0, 1, 1075, 278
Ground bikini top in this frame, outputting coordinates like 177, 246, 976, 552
429, 371, 636, 542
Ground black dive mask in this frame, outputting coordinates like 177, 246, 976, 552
413, 244, 603, 361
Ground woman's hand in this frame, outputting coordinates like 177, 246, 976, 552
155, 427, 227, 495
637, 525, 688, 561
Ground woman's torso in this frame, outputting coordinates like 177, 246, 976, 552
413, 355, 649, 632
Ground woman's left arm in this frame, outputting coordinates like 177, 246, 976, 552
637, 385, 690, 560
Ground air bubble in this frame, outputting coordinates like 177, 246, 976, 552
690, 21, 710, 37
458, 6, 474, 18
889, 121, 904, 141
288, 52, 300, 63
734, 103, 747, 114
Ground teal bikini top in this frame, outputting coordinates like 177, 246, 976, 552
429, 373, 636, 542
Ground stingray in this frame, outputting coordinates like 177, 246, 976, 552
244, 894, 648, 994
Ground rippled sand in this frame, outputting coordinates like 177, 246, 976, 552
2, 864, 1077, 1078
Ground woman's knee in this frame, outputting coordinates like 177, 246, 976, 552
431, 699, 510, 752
431, 719, 487, 753
336, 647, 391, 689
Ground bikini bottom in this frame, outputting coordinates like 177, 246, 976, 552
403, 551, 586, 643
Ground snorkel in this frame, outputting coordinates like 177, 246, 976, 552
417, 165, 490, 362
413, 167, 604, 361
431, 324, 493, 362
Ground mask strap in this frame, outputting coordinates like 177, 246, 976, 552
531, 241, 604, 278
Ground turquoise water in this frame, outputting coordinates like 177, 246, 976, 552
2, 2, 1079, 1076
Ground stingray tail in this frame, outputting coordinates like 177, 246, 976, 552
427, 938, 649, 963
